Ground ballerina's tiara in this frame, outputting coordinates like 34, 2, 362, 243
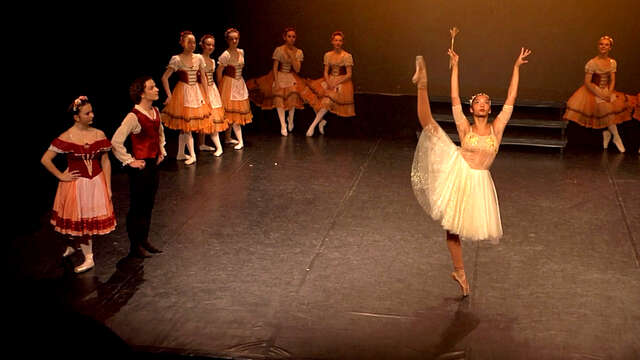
469, 93, 490, 105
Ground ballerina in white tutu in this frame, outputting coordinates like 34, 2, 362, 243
411, 46, 531, 297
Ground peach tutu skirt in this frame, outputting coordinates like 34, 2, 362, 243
220, 76, 253, 125
300, 76, 355, 117
200, 83, 229, 132
563, 86, 631, 128
247, 71, 306, 110
411, 125, 502, 243
51, 172, 116, 237
162, 82, 215, 133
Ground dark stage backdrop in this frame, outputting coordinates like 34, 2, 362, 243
13, 0, 639, 236
231, 0, 639, 104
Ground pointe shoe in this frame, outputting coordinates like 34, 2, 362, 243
185, 156, 197, 165
288, 119, 294, 131
602, 130, 611, 149
318, 120, 327, 135
199, 145, 215, 151
281, 127, 288, 136
412, 55, 427, 87
451, 270, 470, 297
306, 128, 315, 137
612, 136, 625, 153
141, 242, 163, 254
62, 246, 76, 258
74, 254, 94, 273
234, 143, 244, 150
176, 153, 191, 161
214, 148, 223, 157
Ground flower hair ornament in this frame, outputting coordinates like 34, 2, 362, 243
225, 28, 240, 39
600, 35, 614, 46
469, 93, 490, 105
331, 31, 344, 40
180, 30, 194, 44
72, 96, 88, 112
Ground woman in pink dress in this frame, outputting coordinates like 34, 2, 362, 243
40, 96, 116, 273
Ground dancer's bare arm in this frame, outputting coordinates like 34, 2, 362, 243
449, 49, 470, 138
494, 48, 531, 136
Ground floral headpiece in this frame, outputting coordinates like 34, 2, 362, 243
72, 96, 88, 112
600, 35, 614, 46
225, 28, 240, 40
470, 93, 490, 105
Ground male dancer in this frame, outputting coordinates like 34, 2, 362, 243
112, 77, 166, 258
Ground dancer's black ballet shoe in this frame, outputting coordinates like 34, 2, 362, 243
128, 246, 152, 258
451, 271, 470, 297
142, 242, 163, 254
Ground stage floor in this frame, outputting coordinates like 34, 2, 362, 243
11, 132, 640, 359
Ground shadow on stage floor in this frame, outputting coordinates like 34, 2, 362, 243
9, 116, 640, 359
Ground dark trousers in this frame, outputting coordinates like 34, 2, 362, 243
126, 159, 159, 252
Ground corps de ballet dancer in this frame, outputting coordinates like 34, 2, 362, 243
247, 27, 306, 136
198, 34, 228, 157
161, 31, 213, 164
217, 28, 253, 150
301, 31, 355, 136
41, 96, 116, 273
563, 36, 631, 152
411, 41, 531, 297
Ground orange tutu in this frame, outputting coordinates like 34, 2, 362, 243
247, 71, 306, 110
51, 172, 116, 237
199, 83, 229, 132
300, 77, 355, 117
563, 85, 631, 128
220, 76, 253, 125
632, 93, 640, 121
162, 82, 215, 133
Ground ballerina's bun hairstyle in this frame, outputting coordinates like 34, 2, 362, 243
225, 28, 240, 40
179, 30, 194, 44
68, 96, 90, 114
200, 34, 215, 46
600, 35, 614, 46
331, 31, 344, 40
129, 76, 153, 105
283, 27, 296, 36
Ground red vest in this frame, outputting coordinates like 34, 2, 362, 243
130, 107, 161, 159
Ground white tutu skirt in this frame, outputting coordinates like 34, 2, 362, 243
411, 125, 502, 243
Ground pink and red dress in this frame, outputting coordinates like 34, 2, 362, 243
49, 138, 116, 237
